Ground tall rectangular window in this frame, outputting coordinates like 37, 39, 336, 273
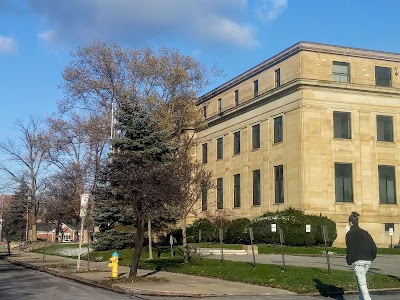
203, 106, 207, 119
233, 131, 240, 155
375, 66, 391, 87
274, 116, 283, 143
377, 115, 393, 142
379, 165, 396, 204
217, 137, 223, 160
201, 188, 208, 211
252, 124, 260, 149
253, 80, 259, 97
217, 178, 223, 209
275, 68, 281, 88
274, 165, 284, 203
333, 111, 351, 139
218, 98, 222, 114
234, 90, 239, 106
234, 174, 241, 208
202, 143, 208, 164
335, 163, 353, 202
332, 61, 350, 83
253, 169, 261, 206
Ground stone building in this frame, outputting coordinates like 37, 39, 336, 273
196, 42, 400, 247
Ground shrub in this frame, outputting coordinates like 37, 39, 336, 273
187, 218, 218, 243
251, 208, 337, 247
225, 218, 251, 244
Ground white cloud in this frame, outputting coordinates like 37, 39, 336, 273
197, 16, 259, 49
26, 0, 259, 49
38, 30, 57, 43
259, 0, 288, 22
0, 35, 16, 54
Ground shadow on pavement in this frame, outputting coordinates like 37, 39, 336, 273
313, 278, 345, 299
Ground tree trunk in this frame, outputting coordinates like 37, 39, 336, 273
129, 218, 145, 277
182, 213, 189, 263
31, 222, 37, 241
7, 240, 11, 255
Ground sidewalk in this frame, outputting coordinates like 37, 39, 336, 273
4, 252, 295, 297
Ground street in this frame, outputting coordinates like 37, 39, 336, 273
0, 258, 136, 300
0, 258, 399, 300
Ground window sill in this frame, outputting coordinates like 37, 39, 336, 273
252, 204, 261, 207
376, 140, 395, 144
333, 137, 352, 141
273, 141, 283, 145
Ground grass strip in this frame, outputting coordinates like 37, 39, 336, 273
138, 257, 400, 294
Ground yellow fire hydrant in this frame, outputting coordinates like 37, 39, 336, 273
108, 251, 119, 278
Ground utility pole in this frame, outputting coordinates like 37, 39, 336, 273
0, 195, 4, 242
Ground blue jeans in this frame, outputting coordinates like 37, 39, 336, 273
353, 260, 372, 300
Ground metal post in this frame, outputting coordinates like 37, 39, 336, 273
322, 225, 331, 274
169, 235, 174, 257
219, 228, 224, 262
249, 227, 256, 267
278, 227, 285, 271
198, 229, 202, 259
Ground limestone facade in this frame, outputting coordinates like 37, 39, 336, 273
196, 42, 400, 248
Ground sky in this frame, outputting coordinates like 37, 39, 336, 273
1, 0, 400, 177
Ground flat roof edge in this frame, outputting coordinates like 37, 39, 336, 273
199, 41, 400, 103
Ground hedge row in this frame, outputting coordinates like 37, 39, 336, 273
172, 208, 337, 247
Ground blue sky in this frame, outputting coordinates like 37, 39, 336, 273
0, 0, 400, 169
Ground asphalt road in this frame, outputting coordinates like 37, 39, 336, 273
1, 258, 399, 300
0, 259, 138, 300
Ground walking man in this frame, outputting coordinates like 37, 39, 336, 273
346, 212, 377, 300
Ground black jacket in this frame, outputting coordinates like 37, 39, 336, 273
346, 225, 377, 265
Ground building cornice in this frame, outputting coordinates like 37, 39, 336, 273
199, 42, 400, 104
201, 78, 400, 129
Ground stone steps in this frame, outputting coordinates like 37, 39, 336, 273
198, 246, 258, 255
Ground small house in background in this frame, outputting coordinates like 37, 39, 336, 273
37, 223, 77, 242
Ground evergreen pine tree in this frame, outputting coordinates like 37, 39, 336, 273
2, 181, 30, 253
93, 100, 177, 277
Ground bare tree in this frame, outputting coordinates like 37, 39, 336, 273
59, 40, 221, 142
42, 171, 80, 241
44, 112, 108, 220
60, 40, 221, 271
171, 148, 213, 263
0, 116, 50, 241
